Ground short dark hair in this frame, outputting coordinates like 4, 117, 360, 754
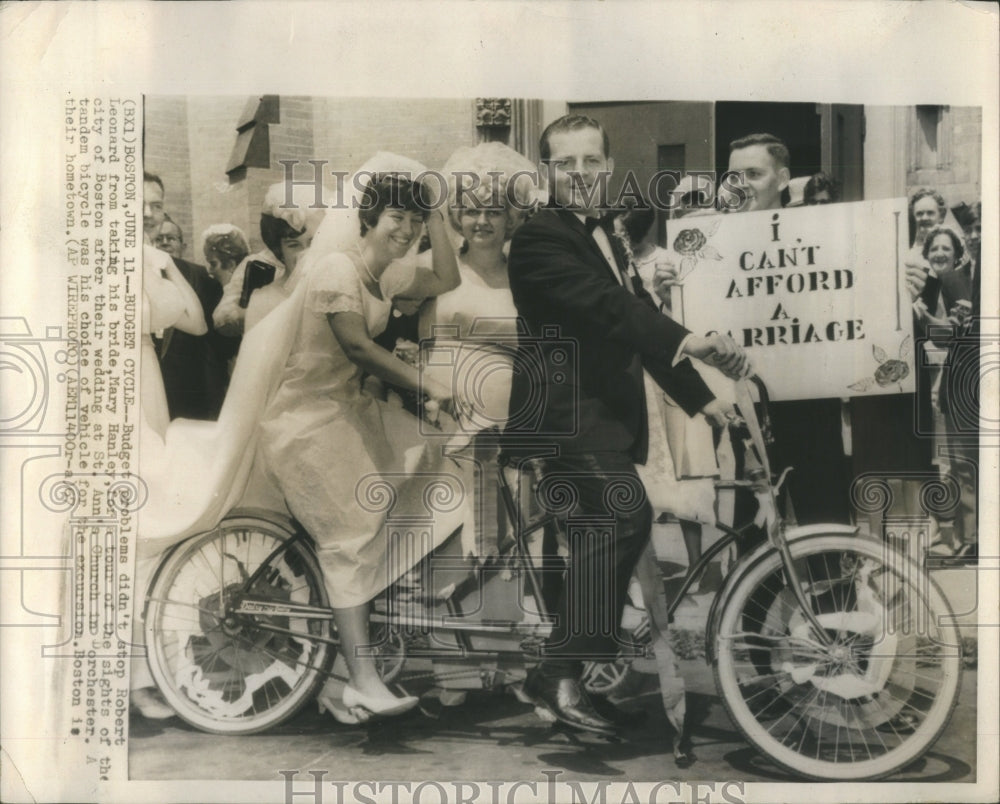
144, 171, 164, 193
921, 225, 965, 264
539, 114, 610, 161
357, 173, 428, 237
952, 200, 981, 231
260, 214, 305, 260
804, 172, 839, 204
729, 133, 790, 170
619, 200, 655, 243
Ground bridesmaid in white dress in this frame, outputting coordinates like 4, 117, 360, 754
419, 143, 538, 557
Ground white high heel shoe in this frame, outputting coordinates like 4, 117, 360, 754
316, 689, 362, 725
342, 685, 418, 718
131, 687, 175, 720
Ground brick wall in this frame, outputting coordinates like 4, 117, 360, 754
310, 97, 478, 176
907, 105, 982, 209
240, 96, 318, 255
184, 96, 256, 261
145, 95, 250, 264
145, 96, 480, 261
942, 106, 982, 205
143, 96, 194, 255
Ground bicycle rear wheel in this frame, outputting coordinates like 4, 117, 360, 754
144, 515, 335, 734
714, 534, 962, 780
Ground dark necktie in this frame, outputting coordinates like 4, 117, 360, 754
584, 215, 601, 234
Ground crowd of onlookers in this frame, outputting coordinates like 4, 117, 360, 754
664, 146, 981, 559
142, 172, 326, 415
908, 190, 981, 558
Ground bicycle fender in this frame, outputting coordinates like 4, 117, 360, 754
220, 507, 299, 536
703, 523, 859, 663
141, 507, 299, 621
782, 523, 859, 540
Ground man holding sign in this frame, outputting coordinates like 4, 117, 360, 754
731, 134, 852, 525
656, 134, 853, 526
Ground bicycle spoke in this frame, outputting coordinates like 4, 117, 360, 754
814, 683, 834, 761
766, 682, 820, 743
847, 702, 876, 760
146, 595, 224, 620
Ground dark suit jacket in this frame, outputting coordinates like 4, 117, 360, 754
159, 257, 237, 420
935, 264, 979, 420
940, 263, 974, 313
506, 208, 714, 463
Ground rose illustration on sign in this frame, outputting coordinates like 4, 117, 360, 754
847, 335, 912, 393
672, 219, 722, 280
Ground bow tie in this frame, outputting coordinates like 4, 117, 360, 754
584, 215, 602, 234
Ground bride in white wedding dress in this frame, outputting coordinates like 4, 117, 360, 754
136, 153, 470, 722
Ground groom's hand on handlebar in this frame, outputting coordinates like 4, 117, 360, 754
684, 333, 751, 380
700, 399, 739, 429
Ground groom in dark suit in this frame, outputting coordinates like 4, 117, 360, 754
507, 114, 748, 734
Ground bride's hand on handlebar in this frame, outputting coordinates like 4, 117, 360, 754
424, 381, 471, 423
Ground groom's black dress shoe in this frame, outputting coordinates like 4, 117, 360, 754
589, 694, 645, 728
522, 669, 616, 735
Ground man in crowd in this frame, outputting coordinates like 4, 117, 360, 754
152, 216, 186, 261
144, 172, 232, 420
507, 113, 748, 735
142, 171, 167, 245
726, 134, 790, 213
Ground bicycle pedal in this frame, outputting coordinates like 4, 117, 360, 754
439, 690, 468, 707
519, 637, 545, 657
511, 684, 534, 705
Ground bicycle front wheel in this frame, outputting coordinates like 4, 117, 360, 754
714, 534, 962, 781
144, 516, 335, 734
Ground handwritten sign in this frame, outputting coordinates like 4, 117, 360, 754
673, 199, 912, 401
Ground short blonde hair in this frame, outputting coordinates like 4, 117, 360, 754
201, 224, 250, 265
443, 142, 538, 240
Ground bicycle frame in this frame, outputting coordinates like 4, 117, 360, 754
720, 376, 846, 648
152, 377, 846, 667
